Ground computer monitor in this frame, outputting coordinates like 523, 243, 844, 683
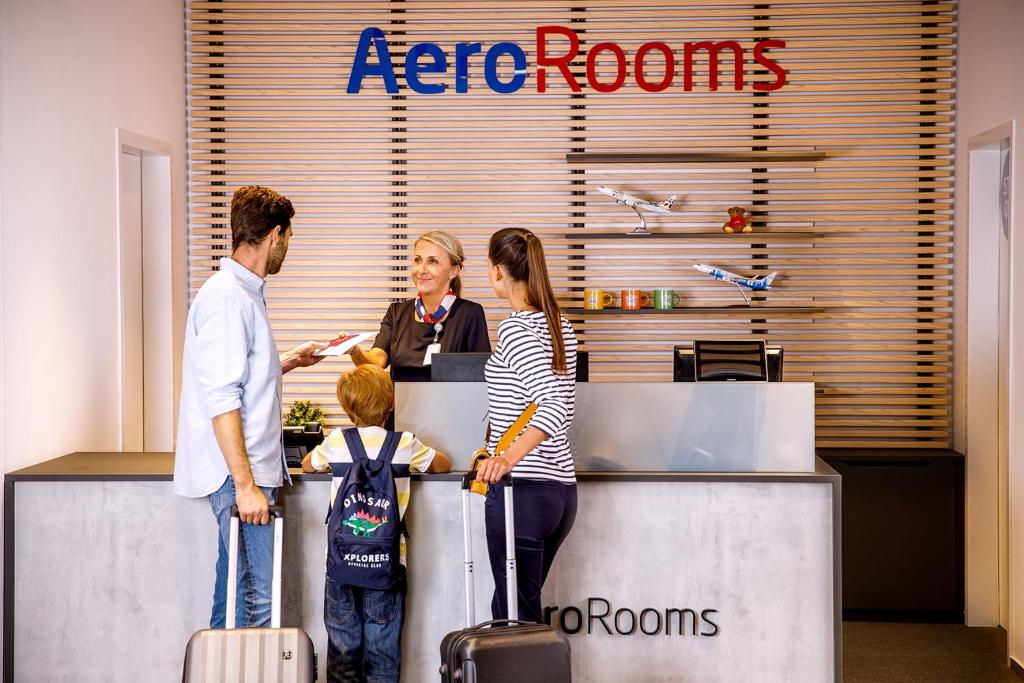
695, 340, 767, 381
674, 342, 784, 382
431, 351, 590, 382
429, 353, 489, 382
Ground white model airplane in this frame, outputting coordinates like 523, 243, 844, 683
596, 185, 678, 235
693, 264, 778, 305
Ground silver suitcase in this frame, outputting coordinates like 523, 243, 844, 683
182, 505, 316, 683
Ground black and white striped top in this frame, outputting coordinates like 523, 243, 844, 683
484, 311, 578, 484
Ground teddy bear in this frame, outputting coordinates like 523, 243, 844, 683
723, 206, 753, 233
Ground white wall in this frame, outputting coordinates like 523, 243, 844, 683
955, 0, 1024, 668
0, 0, 8, 485
0, 0, 187, 473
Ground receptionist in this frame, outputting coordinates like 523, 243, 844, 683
349, 230, 491, 381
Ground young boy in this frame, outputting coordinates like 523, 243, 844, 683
303, 364, 450, 683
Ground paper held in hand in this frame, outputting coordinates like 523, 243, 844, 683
314, 332, 374, 356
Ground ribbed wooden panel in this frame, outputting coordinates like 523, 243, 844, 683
187, 0, 955, 446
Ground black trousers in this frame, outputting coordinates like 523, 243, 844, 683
484, 479, 578, 623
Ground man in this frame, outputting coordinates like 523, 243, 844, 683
174, 185, 327, 628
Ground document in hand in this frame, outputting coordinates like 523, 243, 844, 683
314, 332, 375, 356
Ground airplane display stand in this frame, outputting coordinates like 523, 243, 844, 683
627, 206, 651, 235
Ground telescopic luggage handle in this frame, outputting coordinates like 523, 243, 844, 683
460, 472, 518, 626
226, 505, 285, 629
460, 471, 513, 491
229, 504, 284, 518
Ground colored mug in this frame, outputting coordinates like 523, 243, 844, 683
653, 288, 681, 310
621, 289, 651, 310
584, 289, 615, 310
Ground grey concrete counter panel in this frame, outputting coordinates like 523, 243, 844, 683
5, 452, 841, 682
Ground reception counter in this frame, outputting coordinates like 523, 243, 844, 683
5, 451, 840, 682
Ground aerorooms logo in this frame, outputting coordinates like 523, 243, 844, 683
543, 598, 720, 637
347, 26, 787, 95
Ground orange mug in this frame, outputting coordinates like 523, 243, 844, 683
621, 289, 651, 310
584, 289, 615, 310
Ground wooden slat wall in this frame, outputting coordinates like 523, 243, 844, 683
187, 0, 955, 447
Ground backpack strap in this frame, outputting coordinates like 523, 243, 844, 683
342, 427, 370, 468
342, 428, 401, 471
376, 431, 406, 537
376, 430, 401, 468
324, 429, 371, 525
374, 432, 409, 540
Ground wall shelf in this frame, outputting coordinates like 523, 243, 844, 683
566, 231, 824, 240
563, 306, 824, 316
566, 151, 828, 164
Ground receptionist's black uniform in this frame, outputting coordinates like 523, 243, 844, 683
372, 298, 491, 382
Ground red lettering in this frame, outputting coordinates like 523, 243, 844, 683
536, 25, 580, 93
586, 42, 627, 93
635, 42, 674, 93
683, 40, 744, 91
753, 40, 787, 92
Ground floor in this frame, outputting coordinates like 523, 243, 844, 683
843, 622, 1021, 682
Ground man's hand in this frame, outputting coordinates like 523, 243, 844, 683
281, 340, 328, 373
235, 482, 270, 525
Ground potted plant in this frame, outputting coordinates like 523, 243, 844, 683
283, 400, 325, 435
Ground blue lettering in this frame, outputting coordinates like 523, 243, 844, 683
484, 42, 528, 94
406, 43, 447, 94
347, 27, 399, 94
455, 42, 483, 93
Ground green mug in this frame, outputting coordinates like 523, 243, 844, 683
653, 288, 681, 310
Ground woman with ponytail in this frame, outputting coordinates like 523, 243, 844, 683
349, 230, 490, 381
475, 227, 579, 623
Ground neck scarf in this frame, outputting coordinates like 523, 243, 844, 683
415, 290, 457, 324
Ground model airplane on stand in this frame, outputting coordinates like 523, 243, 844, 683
596, 185, 677, 235
693, 264, 778, 305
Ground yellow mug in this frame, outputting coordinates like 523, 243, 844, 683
584, 289, 615, 310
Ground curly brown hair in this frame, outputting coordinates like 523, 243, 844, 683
230, 186, 295, 250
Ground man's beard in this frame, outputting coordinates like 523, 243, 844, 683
267, 243, 287, 274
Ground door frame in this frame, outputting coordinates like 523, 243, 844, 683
965, 121, 1016, 632
114, 129, 175, 451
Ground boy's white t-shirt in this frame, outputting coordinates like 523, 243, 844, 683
309, 426, 436, 566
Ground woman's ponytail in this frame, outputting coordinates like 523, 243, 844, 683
489, 228, 567, 374
524, 235, 567, 374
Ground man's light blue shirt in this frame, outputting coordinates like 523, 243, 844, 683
174, 257, 287, 498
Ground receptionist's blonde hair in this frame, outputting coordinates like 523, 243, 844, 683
416, 230, 466, 296
337, 365, 394, 428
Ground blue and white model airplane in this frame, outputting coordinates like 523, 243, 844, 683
596, 185, 678, 235
693, 264, 778, 305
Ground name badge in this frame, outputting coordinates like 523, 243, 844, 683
423, 343, 441, 366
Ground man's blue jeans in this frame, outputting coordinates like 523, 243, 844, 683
325, 577, 405, 683
209, 476, 278, 628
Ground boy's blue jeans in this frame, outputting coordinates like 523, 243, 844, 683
325, 577, 405, 683
208, 476, 279, 628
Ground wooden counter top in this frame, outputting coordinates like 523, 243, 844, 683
6, 452, 840, 484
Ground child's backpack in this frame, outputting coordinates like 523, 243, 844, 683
326, 428, 404, 589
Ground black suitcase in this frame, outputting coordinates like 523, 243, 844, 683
439, 473, 572, 682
